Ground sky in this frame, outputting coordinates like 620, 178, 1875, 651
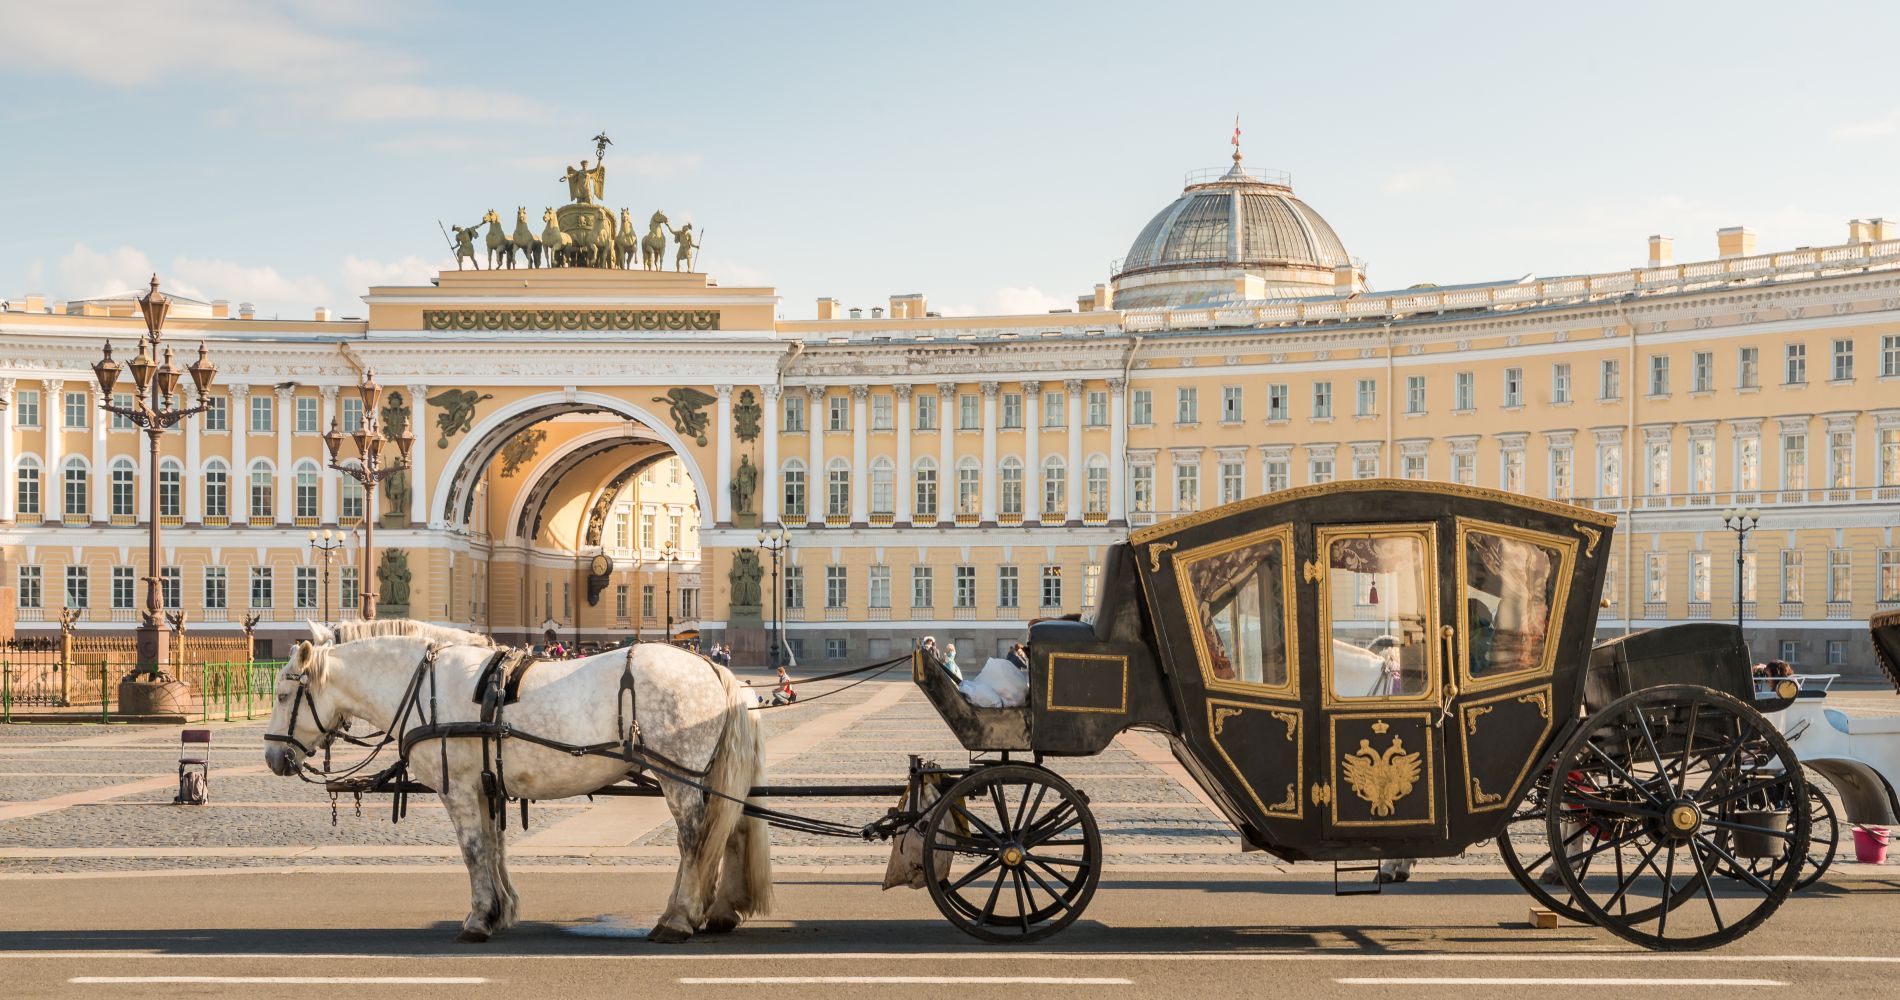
3, 0, 1899, 321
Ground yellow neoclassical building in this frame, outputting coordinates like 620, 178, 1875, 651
2, 151, 1898, 677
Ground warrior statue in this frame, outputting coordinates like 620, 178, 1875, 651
668, 222, 698, 272
450, 222, 481, 270
560, 159, 607, 204
729, 454, 758, 515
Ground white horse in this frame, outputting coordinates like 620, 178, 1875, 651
261, 620, 772, 943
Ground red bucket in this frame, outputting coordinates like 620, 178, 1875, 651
1853, 825, 1891, 864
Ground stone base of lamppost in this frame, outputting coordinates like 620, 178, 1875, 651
116, 675, 191, 716
726, 604, 764, 669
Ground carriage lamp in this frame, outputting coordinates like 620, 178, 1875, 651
93, 341, 122, 396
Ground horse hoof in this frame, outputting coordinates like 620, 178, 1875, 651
704, 914, 740, 934
647, 924, 693, 944
455, 928, 491, 944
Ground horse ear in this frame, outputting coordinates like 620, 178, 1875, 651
308, 621, 334, 645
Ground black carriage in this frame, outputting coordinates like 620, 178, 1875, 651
906, 479, 1809, 949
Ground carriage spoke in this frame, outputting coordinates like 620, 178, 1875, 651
1687, 834, 1728, 933
1013, 869, 1031, 934
1656, 843, 1678, 937
1579, 741, 1669, 808
990, 782, 1013, 835
1695, 715, 1750, 798
979, 866, 1007, 924
1599, 838, 1666, 915
1676, 703, 1702, 798
1024, 852, 1088, 868
947, 854, 1004, 894
1566, 795, 1664, 820
1632, 707, 1672, 792
949, 800, 1006, 845
1701, 773, 1795, 811
1701, 816, 1796, 841
1692, 834, 1776, 895
1024, 864, 1073, 912
1023, 805, 1083, 848
1028, 856, 1079, 894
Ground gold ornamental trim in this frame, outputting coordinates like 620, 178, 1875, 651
1456, 684, 1556, 814
1129, 477, 1617, 546
1316, 522, 1442, 710
1453, 517, 1579, 695
1173, 522, 1301, 701
1206, 699, 1303, 820
1045, 652, 1130, 714
1327, 711, 1437, 828
421, 308, 721, 332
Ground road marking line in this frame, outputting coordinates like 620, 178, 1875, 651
70, 976, 487, 985
7, 952, 1897, 964
681, 977, 1132, 985
1336, 979, 1784, 987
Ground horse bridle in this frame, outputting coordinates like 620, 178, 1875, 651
262, 657, 344, 759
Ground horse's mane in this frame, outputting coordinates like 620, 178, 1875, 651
326, 619, 498, 649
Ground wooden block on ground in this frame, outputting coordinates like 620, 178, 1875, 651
1527, 907, 1558, 929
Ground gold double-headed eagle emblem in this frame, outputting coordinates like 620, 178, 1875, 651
1340, 728, 1423, 817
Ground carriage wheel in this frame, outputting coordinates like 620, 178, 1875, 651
922, 764, 1102, 943
1717, 769, 1838, 891
1499, 769, 1699, 926
1546, 685, 1809, 951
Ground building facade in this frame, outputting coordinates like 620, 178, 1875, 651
2, 154, 1897, 676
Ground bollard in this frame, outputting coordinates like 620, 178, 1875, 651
99, 659, 109, 724
3, 659, 11, 724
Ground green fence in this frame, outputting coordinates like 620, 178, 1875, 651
196, 661, 289, 722
1, 659, 286, 723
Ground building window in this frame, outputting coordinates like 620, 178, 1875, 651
1737, 435, 1761, 491
615, 585, 629, 618
1221, 385, 1243, 423
1000, 393, 1022, 429
871, 394, 893, 430
1779, 640, 1798, 665
827, 395, 849, 431
1130, 389, 1152, 426
1880, 549, 1899, 602
111, 393, 134, 429
160, 567, 180, 609
341, 397, 362, 432
295, 397, 318, 433
868, 565, 891, 608
1175, 387, 1198, 424
1599, 441, 1622, 497
1355, 378, 1376, 417
998, 565, 1019, 608
1454, 371, 1474, 411
204, 461, 228, 520
1042, 458, 1066, 516
159, 460, 181, 518
642, 583, 656, 618
914, 459, 938, 517
1174, 462, 1199, 511
295, 566, 318, 610
1311, 453, 1336, 485
1550, 446, 1573, 498
1264, 457, 1289, 493
1829, 429, 1854, 488
1781, 433, 1807, 490
15, 390, 40, 428
204, 566, 228, 610
782, 567, 804, 610
1312, 381, 1332, 419
64, 390, 89, 430
1085, 564, 1102, 610
957, 460, 981, 515
1405, 375, 1426, 413
912, 566, 934, 608
64, 566, 88, 610
782, 460, 806, 519
1502, 447, 1525, 493
825, 638, 846, 660
63, 459, 89, 517
1884, 428, 1900, 487
668, 514, 682, 550
1738, 346, 1760, 388
1740, 552, 1756, 604
1267, 383, 1289, 421
999, 458, 1024, 517
871, 458, 895, 515
1691, 438, 1714, 494
250, 394, 273, 433
1691, 552, 1711, 604
1219, 461, 1243, 504
825, 566, 847, 609
1827, 640, 1847, 667
1043, 392, 1066, 428
1087, 391, 1108, 426
613, 510, 631, 549
1041, 566, 1063, 609
783, 394, 805, 432
1832, 338, 1854, 381
16, 566, 41, 609
1830, 549, 1852, 603
1883, 335, 1900, 377
1503, 368, 1523, 408
250, 567, 274, 609
112, 566, 135, 610
826, 461, 850, 518
111, 459, 135, 518
1600, 359, 1621, 400
915, 393, 937, 430
1085, 457, 1109, 514
954, 565, 976, 609
1784, 343, 1807, 385
295, 465, 319, 520
15, 457, 39, 517
1781, 549, 1804, 604
1646, 553, 1668, 604
1130, 464, 1154, 512
1648, 355, 1670, 396
1646, 439, 1670, 496
1451, 451, 1474, 486
249, 462, 274, 520
1402, 452, 1426, 481
1693, 351, 1713, 392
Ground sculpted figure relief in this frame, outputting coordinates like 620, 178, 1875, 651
428, 389, 495, 449
729, 454, 758, 514
500, 428, 548, 478
732, 389, 762, 442
669, 222, 698, 272
561, 159, 607, 204
377, 549, 412, 611
653, 387, 717, 447
450, 222, 481, 270
727, 548, 763, 608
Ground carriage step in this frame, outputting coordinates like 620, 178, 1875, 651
1332, 861, 1383, 896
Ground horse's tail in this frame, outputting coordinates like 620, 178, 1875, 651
698, 663, 772, 916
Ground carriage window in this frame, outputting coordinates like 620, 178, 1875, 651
1461, 526, 1568, 682
1321, 528, 1436, 701
1178, 528, 1294, 693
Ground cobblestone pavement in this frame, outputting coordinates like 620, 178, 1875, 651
4, 675, 1897, 881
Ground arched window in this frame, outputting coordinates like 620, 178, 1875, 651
913, 457, 938, 518
203, 459, 229, 522
158, 459, 182, 519
781, 459, 807, 520
826, 458, 851, 519
999, 457, 1024, 517
957, 458, 981, 516
294, 461, 320, 522
16, 456, 41, 518
1042, 456, 1067, 517
248, 460, 274, 522
1085, 455, 1110, 516
110, 458, 136, 519
870, 457, 895, 516
63, 457, 89, 518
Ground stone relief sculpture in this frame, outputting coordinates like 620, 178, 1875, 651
732, 389, 762, 442
377, 549, 412, 613
653, 387, 716, 447
381, 390, 411, 440
728, 548, 763, 608
428, 388, 494, 449
729, 453, 758, 515
500, 428, 547, 478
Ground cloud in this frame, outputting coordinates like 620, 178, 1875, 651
938, 287, 1075, 317
622, 152, 705, 180
170, 256, 333, 309
1834, 110, 1900, 140
320, 84, 544, 124
38, 243, 338, 313
1380, 164, 1454, 195
342, 254, 454, 289
52, 244, 160, 301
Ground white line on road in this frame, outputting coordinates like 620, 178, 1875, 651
1336, 979, 1785, 987
681, 977, 1132, 985
7, 951, 1898, 964
70, 976, 487, 985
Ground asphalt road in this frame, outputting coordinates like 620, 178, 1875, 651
2, 867, 1898, 1000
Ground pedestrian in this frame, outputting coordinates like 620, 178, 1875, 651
772, 664, 796, 705
941, 642, 963, 683
1006, 642, 1028, 672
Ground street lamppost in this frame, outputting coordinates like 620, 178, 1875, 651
93, 276, 218, 683
1722, 506, 1762, 634
323, 369, 413, 620
660, 541, 680, 644
757, 525, 790, 671
308, 529, 346, 624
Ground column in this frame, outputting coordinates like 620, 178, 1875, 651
185, 385, 204, 524
44, 379, 64, 521
406, 384, 429, 527
936, 383, 956, 520
1065, 379, 1085, 523
713, 385, 733, 526
806, 388, 824, 525
979, 382, 999, 524
0, 378, 15, 521
274, 384, 294, 524
760, 384, 781, 524
1021, 381, 1042, 526
894, 385, 913, 524
850, 385, 869, 525
228, 384, 250, 521
93, 384, 111, 523
1108, 378, 1127, 522
318, 386, 338, 525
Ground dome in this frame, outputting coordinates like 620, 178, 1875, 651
1111, 153, 1357, 309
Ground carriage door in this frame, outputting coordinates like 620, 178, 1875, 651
1307, 523, 1447, 840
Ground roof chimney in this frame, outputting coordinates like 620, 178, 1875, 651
848, 307, 862, 319
817, 297, 841, 320
1647, 235, 1673, 268
1717, 227, 1756, 260
313, 306, 330, 321
1094, 283, 1112, 310
1334, 263, 1364, 295
1871, 218, 1896, 241
1076, 293, 1096, 312
210, 299, 231, 319
871, 306, 885, 319
22, 294, 43, 314
1848, 219, 1872, 244
891, 293, 926, 319
238, 302, 256, 320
